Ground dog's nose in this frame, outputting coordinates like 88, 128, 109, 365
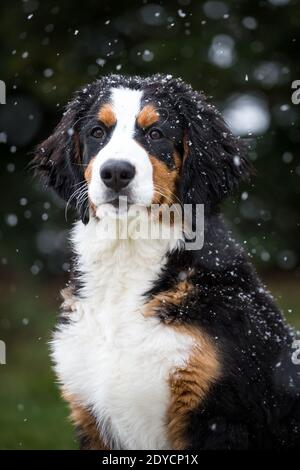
100, 159, 136, 192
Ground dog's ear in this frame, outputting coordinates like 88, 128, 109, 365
178, 90, 251, 209
33, 103, 89, 224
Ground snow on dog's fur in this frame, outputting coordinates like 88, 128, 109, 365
34, 74, 300, 450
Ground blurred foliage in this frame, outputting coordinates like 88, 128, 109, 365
0, 0, 300, 450
0, 279, 76, 449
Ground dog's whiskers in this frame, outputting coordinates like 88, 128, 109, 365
65, 183, 87, 221
154, 184, 181, 206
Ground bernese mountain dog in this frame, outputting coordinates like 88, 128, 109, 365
34, 74, 300, 450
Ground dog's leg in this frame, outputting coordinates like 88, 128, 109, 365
72, 403, 109, 450
63, 392, 110, 450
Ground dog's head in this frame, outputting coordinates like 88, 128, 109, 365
34, 74, 250, 223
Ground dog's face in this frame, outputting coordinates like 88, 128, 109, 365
34, 74, 250, 223
81, 86, 183, 213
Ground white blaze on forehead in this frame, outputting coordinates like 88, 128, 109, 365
110, 87, 143, 137
88, 86, 154, 208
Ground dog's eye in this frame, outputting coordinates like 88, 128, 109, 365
149, 129, 163, 140
91, 126, 105, 139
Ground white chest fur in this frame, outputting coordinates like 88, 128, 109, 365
51, 218, 193, 450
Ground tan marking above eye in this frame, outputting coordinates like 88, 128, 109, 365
137, 104, 160, 129
97, 103, 116, 128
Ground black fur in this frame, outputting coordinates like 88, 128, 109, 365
34, 74, 300, 449
147, 213, 300, 449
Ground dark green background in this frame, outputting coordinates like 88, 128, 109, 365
0, 0, 299, 449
